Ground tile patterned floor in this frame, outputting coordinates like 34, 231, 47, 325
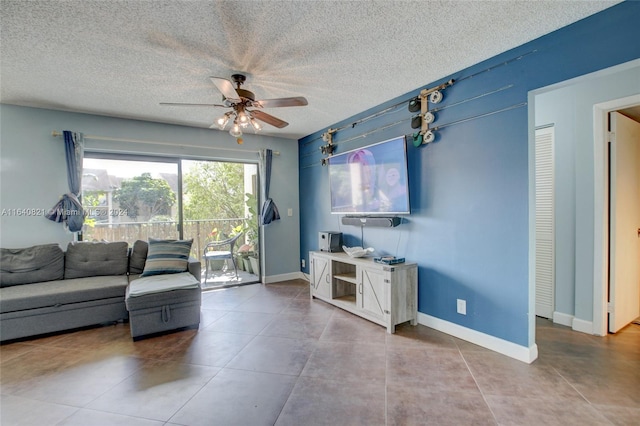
201, 269, 259, 291
1, 279, 639, 425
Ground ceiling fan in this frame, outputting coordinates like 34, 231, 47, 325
160, 74, 308, 138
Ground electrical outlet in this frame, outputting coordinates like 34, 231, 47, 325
301, 259, 306, 268
457, 299, 466, 315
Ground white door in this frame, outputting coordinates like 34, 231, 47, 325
609, 111, 640, 333
535, 126, 555, 319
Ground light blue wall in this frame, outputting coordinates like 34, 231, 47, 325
299, 2, 640, 347
0, 105, 300, 278
534, 60, 640, 321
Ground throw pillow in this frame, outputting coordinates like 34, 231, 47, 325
128, 240, 148, 275
141, 238, 193, 277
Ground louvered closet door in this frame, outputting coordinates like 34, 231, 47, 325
535, 126, 555, 318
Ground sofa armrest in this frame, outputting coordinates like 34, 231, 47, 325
188, 257, 201, 283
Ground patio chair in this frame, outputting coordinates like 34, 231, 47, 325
203, 233, 243, 280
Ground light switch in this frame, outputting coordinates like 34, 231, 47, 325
287, 208, 293, 217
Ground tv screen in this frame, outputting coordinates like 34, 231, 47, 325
328, 136, 410, 215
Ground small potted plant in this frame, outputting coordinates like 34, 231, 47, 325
237, 243, 253, 274
249, 252, 259, 276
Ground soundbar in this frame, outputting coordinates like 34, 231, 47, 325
341, 216, 402, 228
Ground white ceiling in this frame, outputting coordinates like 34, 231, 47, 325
0, 1, 621, 140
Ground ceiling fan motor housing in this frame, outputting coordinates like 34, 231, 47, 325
236, 88, 256, 102
222, 74, 256, 104
231, 73, 247, 86
222, 88, 256, 106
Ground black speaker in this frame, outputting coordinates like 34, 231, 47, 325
341, 216, 401, 227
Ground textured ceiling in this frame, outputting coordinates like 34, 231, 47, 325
0, 0, 621, 140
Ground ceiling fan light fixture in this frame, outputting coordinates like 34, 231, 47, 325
237, 110, 250, 128
250, 118, 262, 132
216, 113, 230, 130
229, 122, 243, 138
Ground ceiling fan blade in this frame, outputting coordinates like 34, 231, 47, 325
160, 102, 226, 107
210, 77, 240, 101
253, 97, 308, 108
250, 110, 289, 128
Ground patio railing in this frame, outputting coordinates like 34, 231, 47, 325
83, 218, 249, 260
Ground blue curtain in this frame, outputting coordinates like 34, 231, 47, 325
260, 149, 280, 225
45, 131, 85, 232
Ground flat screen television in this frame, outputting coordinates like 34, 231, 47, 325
328, 136, 410, 215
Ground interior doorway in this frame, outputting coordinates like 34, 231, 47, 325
593, 95, 640, 335
606, 110, 640, 333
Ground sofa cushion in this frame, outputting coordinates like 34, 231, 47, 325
65, 241, 129, 279
0, 244, 64, 287
141, 238, 193, 277
128, 272, 199, 297
0, 275, 129, 313
129, 240, 148, 275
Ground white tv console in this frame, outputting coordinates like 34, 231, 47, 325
309, 251, 418, 333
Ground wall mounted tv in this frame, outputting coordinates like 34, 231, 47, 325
328, 135, 410, 215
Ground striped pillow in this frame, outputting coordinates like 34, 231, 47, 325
141, 238, 193, 277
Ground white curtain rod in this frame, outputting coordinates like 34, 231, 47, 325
51, 131, 279, 156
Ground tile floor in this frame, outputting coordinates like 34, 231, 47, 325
201, 268, 259, 290
1, 279, 638, 426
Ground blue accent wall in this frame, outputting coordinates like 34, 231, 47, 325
298, 2, 640, 346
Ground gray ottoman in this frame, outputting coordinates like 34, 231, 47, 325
125, 272, 201, 340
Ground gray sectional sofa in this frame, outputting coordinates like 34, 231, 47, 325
0, 241, 201, 342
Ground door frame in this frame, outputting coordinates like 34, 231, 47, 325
592, 94, 640, 336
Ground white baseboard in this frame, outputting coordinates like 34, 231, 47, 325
552, 311, 594, 334
553, 311, 574, 327
418, 313, 538, 364
263, 271, 307, 284
571, 317, 593, 334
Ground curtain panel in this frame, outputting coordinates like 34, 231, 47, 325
45, 131, 85, 232
260, 149, 280, 225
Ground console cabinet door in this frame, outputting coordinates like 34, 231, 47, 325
358, 267, 386, 319
311, 254, 331, 298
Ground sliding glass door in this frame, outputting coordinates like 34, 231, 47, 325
81, 154, 260, 288
181, 159, 259, 288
